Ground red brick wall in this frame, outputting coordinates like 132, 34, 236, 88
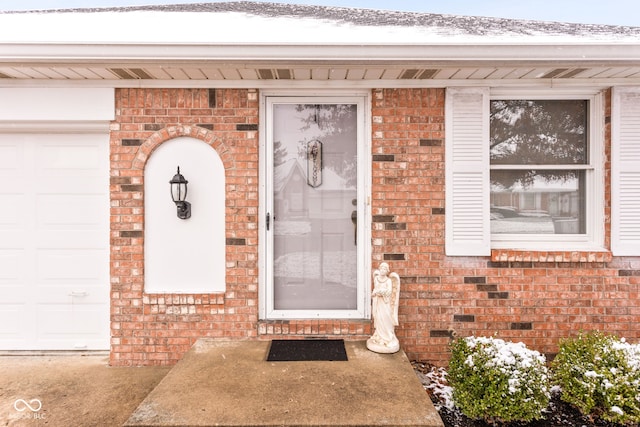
371, 88, 449, 363
110, 87, 640, 366
110, 88, 261, 366
371, 88, 640, 365
110, 88, 370, 366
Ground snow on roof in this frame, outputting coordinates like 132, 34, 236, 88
1, 1, 639, 44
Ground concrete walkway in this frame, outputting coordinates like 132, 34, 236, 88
0, 353, 170, 426
125, 339, 443, 427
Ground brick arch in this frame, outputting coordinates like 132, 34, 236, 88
132, 125, 233, 170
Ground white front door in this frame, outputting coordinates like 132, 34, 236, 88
0, 131, 110, 350
263, 96, 369, 319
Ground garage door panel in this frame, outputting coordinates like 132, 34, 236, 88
36, 249, 106, 281
0, 140, 25, 171
35, 249, 108, 305
0, 231, 32, 249
0, 253, 31, 305
0, 304, 32, 348
0, 131, 109, 350
0, 249, 27, 285
36, 139, 105, 171
34, 290, 107, 305
36, 176, 106, 193
0, 195, 28, 228
36, 304, 107, 350
36, 194, 107, 228
35, 231, 107, 249
0, 290, 30, 304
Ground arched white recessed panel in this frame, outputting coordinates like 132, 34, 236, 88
145, 137, 225, 293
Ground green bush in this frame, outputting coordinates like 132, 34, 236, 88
448, 336, 550, 424
552, 332, 640, 425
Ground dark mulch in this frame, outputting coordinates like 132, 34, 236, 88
412, 362, 625, 427
435, 395, 622, 427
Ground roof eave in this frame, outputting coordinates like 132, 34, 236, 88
2, 42, 640, 67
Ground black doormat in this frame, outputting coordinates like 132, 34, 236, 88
267, 339, 348, 361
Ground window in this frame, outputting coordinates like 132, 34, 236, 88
445, 88, 604, 256
490, 99, 588, 236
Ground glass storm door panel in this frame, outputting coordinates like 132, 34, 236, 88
267, 100, 362, 316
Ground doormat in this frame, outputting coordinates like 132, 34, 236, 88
267, 339, 348, 361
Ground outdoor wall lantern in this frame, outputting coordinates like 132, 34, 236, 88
169, 166, 191, 219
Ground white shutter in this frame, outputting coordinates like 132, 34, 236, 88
612, 87, 640, 256
445, 87, 490, 256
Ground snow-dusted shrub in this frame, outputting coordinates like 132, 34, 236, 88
448, 336, 550, 423
552, 332, 640, 425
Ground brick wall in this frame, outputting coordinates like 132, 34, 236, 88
371, 88, 449, 363
372, 88, 640, 365
110, 88, 262, 366
110, 87, 640, 366
110, 88, 370, 366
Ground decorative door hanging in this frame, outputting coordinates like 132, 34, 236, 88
307, 139, 323, 188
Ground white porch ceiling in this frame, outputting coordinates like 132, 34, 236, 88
0, 65, 640, 81
1, 63, 639, 86
1, 43, 639, 86
0, 65, 640, 88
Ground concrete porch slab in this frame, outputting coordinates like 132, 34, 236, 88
125, 339, 443, 427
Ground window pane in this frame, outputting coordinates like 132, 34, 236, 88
272, 104, 358, 310
490, 100, 587, 165
490, 170, 585, 234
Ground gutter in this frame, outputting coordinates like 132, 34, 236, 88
1, 42, 640, 67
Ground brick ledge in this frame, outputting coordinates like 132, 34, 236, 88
258, 319, 372, 337
491, 249, 613, 263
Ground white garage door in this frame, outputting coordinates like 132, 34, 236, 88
0, 131, 109, 350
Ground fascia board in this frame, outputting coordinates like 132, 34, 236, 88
1, 42, 640, 66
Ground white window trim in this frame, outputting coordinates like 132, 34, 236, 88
446, 87, 606, 255
491, 89, 605, 251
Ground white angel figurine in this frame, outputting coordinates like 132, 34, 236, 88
366, 262, 400, 353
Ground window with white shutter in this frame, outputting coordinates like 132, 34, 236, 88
612, 87, 640, 256
445, 88, 605, 256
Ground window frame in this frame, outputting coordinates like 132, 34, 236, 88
489, 89, 605, 251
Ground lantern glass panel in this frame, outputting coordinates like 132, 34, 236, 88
171, 182, 187, 203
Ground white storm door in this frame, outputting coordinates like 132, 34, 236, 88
0, 131, 109, 350
265, 96, 368, 319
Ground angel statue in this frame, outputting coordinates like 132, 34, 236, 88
366, 262, 401, 354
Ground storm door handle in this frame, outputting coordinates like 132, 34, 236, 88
351, 210, 357, 245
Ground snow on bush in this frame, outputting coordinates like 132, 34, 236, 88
552, 332, 640, 425
448, 336, 550, 424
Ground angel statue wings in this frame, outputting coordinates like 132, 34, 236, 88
366, 262, 401, 354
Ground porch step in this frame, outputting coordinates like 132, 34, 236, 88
124, 339, 444, 427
